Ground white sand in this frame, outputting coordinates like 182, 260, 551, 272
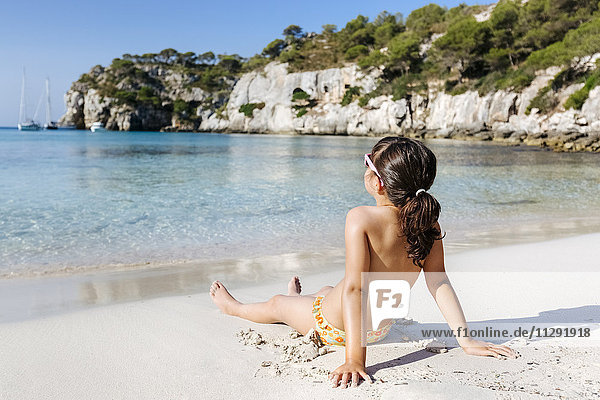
1, 234, 599, 399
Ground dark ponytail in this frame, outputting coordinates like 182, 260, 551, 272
371, 137, 443, 267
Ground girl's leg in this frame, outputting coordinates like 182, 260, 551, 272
210, 280, 316, 335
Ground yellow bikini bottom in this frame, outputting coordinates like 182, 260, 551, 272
311, 296, 393, 346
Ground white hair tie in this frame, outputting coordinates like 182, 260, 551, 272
416, 189, 426, 196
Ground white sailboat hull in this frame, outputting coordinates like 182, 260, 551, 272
18, 122, 41, 131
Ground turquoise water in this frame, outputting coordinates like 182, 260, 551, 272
1, 128, 600, 278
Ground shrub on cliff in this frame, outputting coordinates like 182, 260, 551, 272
565, 68, 600, 110
341, 86, 361, 106
173, 99, 198, 118
239, 102, 265, 117
114, 90, 137, 105
137, 86, 160, 106
292, 89, 310, 101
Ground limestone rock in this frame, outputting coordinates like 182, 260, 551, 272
58, 90, 85, 128
582, 86, 600, 123
59, 56, 600, 151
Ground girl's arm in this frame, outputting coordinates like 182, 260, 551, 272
423, 229, 516, 358
329, 207, 373, 388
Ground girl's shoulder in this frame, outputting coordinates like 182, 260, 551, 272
346, 206, 399, 229
346, 205, 378, 220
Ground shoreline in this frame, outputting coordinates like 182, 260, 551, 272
5, 126, 600, 153
4, 209, 600, 282
1, 231, 599, 324
1, 233, 599, 399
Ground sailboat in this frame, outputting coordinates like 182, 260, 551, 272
17, 68, 41, 131
44, 78, 58, 130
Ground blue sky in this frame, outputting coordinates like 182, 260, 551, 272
0, 0, 485, 126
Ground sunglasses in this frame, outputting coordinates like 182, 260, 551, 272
364, 153, 384, 187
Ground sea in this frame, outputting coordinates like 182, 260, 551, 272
1, 128, 600, 280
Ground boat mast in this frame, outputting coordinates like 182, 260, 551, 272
19, 67, 26, 125
45, 77, 52, 125
33, 88, 44, 122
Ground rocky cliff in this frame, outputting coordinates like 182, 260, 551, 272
198, 59, 600, 152
61, 58, 600, 152
60, 63, 231, 132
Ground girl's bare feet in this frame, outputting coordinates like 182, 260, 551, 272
287, 276, 302, 296
209, 281, 240, 316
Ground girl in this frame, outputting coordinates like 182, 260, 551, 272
210, 136, 516, 388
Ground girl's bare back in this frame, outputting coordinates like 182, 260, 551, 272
321, 205, 422, 332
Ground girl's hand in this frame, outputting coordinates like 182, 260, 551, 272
329, 360, 373, 388
461, 339, 518, 359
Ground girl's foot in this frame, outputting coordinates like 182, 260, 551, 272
287, 276, 302, 296
209, 281, 240, 316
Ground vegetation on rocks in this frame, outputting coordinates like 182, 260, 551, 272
239, 102, 265, 117
341, 86, 361, 106
565, 66, 600, 109
291, 88, 316, 116
68, 0, 600, 136
73, 49, 243, 128
75, 0, 600, 100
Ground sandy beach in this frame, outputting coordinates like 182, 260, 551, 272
1, 234, 599, 399
5, 0, 600, 398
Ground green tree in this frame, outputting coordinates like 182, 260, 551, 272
387, 32, 421, 75
484, 47, 512, 70
432, 16, 492, 79
345, 44, 369, 60
373, 10, 403, 27
339, 15, 370, 51
262, 39, 286, 58
217, 54, 243, 73
374, 22, 403, 48
140, 53, 157, 63
344, 15, 368, 34
350, 27, 375, 46
357, 50, 387, 69
489, 0, 520, 65
158, 48, 178, 64
198, 51, 216, 65
180, 51, 197, 66
283, 24, 304, 39
321, 24, 337, 34
513, 0, 598, 61
406, 4, 446, 35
